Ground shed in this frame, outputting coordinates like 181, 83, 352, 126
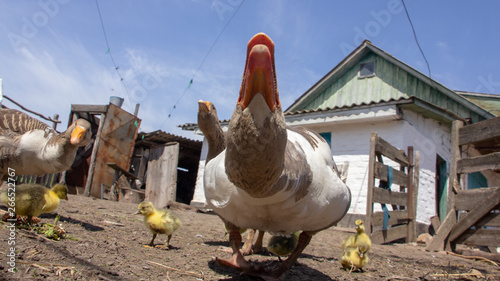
64, 103, 141, 198
130, 130, 202, 208
182, 40, 497, 232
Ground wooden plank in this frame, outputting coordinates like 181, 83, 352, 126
84, 112, 106, 197
145, 143, 179, 209
107, 163, 138, 180
365, 132, 377, 236
406, 146, 416, 243
426, 209, 457, 251
430, 216, 441, 232
372, 188, 408, 206
447, 120, 463, 214
454, 228, 500, 247
374, 162, 409, 186
411, 151, 420, 233
457, 152, 500, 174
455, 187, 500, 211
449, 187, 500, 242
375, 136, 410, 166
371, 224, 407, 244
473, 211, 500, 228
371, 210, 409, 226
459, 116, 500, 145
71, 104, 108, 114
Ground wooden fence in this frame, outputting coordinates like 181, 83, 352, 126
366, 132, 419, 244
427, 117, 500, 252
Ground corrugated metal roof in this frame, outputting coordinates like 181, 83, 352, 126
285, 41, 493, 123
136, 130, 202, 150
456, 91, 500, 117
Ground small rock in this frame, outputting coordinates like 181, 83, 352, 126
417, 233, 432, 244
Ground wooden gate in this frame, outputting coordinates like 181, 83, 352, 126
366, 132, 419, 244
427, 117, 500, 251
145, 142, 179, 209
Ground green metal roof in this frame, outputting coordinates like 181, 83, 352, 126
456, 91, 500, 117
286, 41, 494, 124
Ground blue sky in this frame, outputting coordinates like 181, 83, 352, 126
1, 0, 499, 140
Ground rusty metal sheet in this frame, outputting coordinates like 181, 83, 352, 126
90, 104, 141, 197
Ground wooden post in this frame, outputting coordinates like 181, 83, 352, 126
52, 114, 59, 130
406, 146, 415, 243
84, 112, 106, 197
134, 103, 140, 116
365, 132, 378, 235
446, 121, 463, 214
413, 150, 420, 233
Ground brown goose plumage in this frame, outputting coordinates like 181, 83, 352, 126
204, 33, 351, 279
197, 100, 225, 163
0, 109, 92, 179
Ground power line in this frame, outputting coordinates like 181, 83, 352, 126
95, 0, 132, 110
401, 0, 434, 87
401, 0, 484, 120
165, 0, 246, 119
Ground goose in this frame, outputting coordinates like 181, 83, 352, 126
197, 100, 225, 163
198, 100, 265, 255
203, 32, 351, 279
0, 108, 92, 179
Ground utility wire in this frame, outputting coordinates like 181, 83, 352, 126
165, 0, 246, 119
95, 0, 132, 110
401, 0, 435, 89
401, 0, 483, 120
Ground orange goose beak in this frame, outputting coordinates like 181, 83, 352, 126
238, 33, 280, 111
198, 100, 212, 113
70, 125, 87, 145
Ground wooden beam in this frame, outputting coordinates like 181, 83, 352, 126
371, 224, 407, 244
372, 188, 408, 206
71, 104, 108, 114
365, 132, 377, 236
374, 162, 409, 186
459, 116, 500, 145
426, 209, 457, 251
454, 228, 500, 247
84, 112, 106, 197
371, 210, 409, 226
457, 152, 500, 174
449, 187, 500, 242
473, 211, 500, 228
406, 146, 415, 243
455, 187, 500, 211
374, 136, 410, 166
447, 120, 463, 215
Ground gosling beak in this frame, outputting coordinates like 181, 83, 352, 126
135, 210, 141, 215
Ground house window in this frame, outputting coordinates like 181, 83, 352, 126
319, 132, 332, 148
359, 61, 375, 78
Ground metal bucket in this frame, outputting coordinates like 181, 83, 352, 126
110, 96, 124, 108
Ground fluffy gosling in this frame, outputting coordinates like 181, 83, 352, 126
0, 183, 68, 225
136, 201, 181, 248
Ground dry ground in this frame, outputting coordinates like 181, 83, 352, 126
0, 194, 499, 280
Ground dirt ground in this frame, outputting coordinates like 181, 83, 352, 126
0, 194, 499, 281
